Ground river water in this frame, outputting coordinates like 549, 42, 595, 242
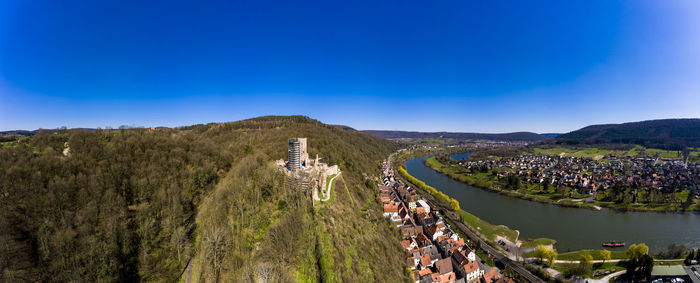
405, 154, 700, 252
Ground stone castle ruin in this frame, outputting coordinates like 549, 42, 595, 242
276, 138, 338, 195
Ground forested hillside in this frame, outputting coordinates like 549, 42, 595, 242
554, 119, 700, 150
0, 116, 409, 282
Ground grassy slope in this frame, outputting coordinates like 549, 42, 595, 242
557, 250, 628, 261
188, 116, 409, 282
520, 238, 556, 249
456, 210, 518, 243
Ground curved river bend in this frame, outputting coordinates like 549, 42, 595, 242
406, 154, 700, 252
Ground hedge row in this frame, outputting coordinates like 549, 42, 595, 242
398, 166, 460, 211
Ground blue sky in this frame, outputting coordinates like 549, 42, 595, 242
1, 0, 699, 133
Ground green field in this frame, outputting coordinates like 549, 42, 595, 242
456, 209, 518, 243
557, 249, 628, 261
1, 140, 20, 148
532, 146, 613, 159
525, 249, 627, 261
521, 238, 556, 248
530, 145, 689, 160
320, 174, 338, 203
408, 137, 457, 145
424, 155, 446, 170
551, 261, 625, 279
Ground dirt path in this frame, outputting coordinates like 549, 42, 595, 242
525, 258, 684, 264
313, 171, 341, 202
585, 270, 626, 283
181, 205, 205, 282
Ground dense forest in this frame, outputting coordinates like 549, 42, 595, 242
0, 116, 409, 282
554, 119, 700, 150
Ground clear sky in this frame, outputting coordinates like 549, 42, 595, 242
1, 0, 699, 133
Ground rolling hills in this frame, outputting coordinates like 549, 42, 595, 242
363, 130, 550, 142
554, 119, 700, 150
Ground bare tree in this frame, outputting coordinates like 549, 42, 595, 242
255, 262, 279, 283
170, 226, 186, 264
202, 226, 229, 283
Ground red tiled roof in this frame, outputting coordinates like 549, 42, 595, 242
435, 258, 453, 275
417, 233, 432, 247
452, 249, 468, 266
383, 203, 399, 213
420, 254, 432, 268
463, 260, 479, 274
482, 268, 499, 283
440, 272, 456, 283
419, 267, 433, 277
448, 245, 460, 256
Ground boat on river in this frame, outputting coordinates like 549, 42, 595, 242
602, 241, 625, 247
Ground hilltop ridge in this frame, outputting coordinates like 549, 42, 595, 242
0, 115, 409, 282
363, 130, 549, 142
554, 118, 700, 150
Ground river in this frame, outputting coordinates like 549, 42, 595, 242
405, 154, 700, 252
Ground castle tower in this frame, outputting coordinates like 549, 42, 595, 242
297, 137, 309, 166
288, 138, 302, 172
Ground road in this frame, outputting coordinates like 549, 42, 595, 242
180, 208, 203, 283
684, 266, 700, 283
441, 208, 545, 283
392, 153, 545, 283
387, 152, 396, 172
585, 270, 626, 283
523, 258, 685, 264
313, 171, 341, 202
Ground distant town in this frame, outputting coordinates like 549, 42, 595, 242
458, 154, 699, 203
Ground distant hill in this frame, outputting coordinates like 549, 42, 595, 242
0, 129, 38, 137
554, 119, 700, 150
539, 133, 562, 139
362, 130, 550, 142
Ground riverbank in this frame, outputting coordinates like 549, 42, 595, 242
424, 155, 598, 210
391, 151, 547, 282
425, 155, 696, 213
397, 165, 519, 243
399, 150, 700, 282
